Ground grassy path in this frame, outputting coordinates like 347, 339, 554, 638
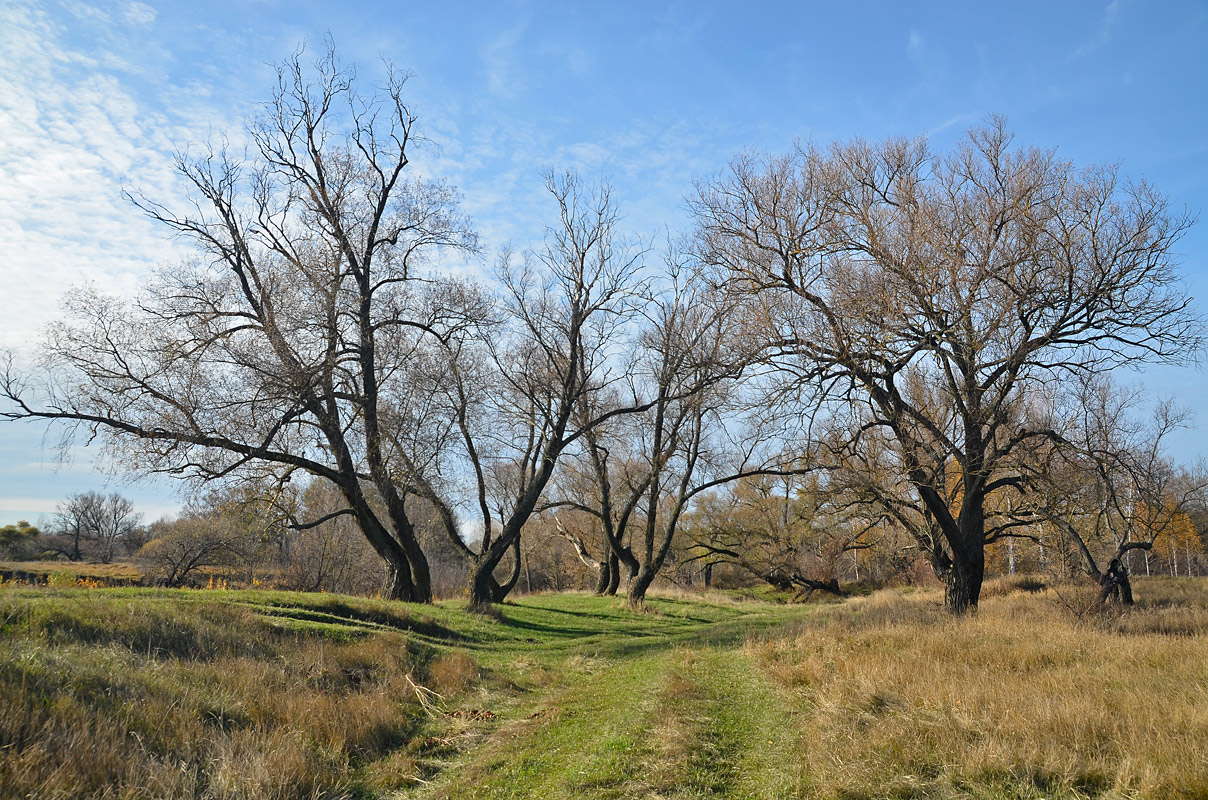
411, 598, 809, 800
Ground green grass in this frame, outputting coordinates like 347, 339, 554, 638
1, 580, 1205, 799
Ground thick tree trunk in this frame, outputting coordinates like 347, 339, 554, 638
1098, 557, 1136, 606
627, 566, 656, 608
340, 478, 432, 603
944, 549, 983, 614
490, 538, 522, 603
394, 519, 432, 604
468, 535, 521, 611
942, 424, 988, 615
468, 562, 494, 611
384, 555, 416, 602
945, 493, 985, 614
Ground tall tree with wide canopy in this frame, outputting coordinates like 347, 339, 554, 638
690, 117, 1200, 612
1, 44, 480, 601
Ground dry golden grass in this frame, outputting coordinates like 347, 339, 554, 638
0, 560, 143, 583
0, 592, 436, 798
750, 577, 1208, 799
426, 650, 480, 695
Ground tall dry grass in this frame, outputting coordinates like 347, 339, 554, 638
0, 591, 475, 798
751, 577, 1208, 798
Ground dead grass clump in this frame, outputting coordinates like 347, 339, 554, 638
821, 587, 947, 632
980, 573, 1047, 598
1104, 604, 1208, 637
207, 726, 353, 800
427, 650, 480, 695
751, 580, 1208, 798
2, 594, 273, 661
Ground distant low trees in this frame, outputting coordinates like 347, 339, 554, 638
138, 516, 242, 587
0, 520, 39, 560
40, 491, 143, 563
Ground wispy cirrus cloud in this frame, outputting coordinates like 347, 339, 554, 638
0, 1, 243, 349
481, 22, 529, 99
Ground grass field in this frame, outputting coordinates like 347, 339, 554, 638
1, 577, 1205, 798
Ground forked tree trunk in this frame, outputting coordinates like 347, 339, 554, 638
1097, 557, 1136, 606
468, 564, 494, 612
468, 536, 522, 611
384, 556, 416, 602
490, 539, 523, 603
395, 526, 432, 604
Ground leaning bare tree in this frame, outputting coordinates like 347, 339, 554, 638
1, 44, 479, 601
691, 116, 1200, 613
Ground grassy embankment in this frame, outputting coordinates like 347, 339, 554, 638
1, 576, 1206, 799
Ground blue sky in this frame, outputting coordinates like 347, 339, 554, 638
2, 0, 1207, 525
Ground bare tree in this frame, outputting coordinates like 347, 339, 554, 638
1026, 376, 1207, 603
1, 43, 479, 601
43, 491, 142, 563
683, 474, 869, 599
394, 171, 651, 610
138, 516, 242, 587
691, 117, 1200, 612
548, 262, 796, 607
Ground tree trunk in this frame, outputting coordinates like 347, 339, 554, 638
342, 481, 432, 603
593, 554, 611, 595
945, 494, 985, 614
627, 566, 655, 608
468, 535, 522, 611
944, 547, 983, 614
468, 562, 495, 612
384, 555, 416, 602
605, 552, 622, 595
1097, 558, 1135, 606
490, 538, 522, 603
942, 430, 988, 614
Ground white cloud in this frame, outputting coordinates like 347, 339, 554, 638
0, 498, 63, 514
0, 1, 231, 349
120, 1, 156, 27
